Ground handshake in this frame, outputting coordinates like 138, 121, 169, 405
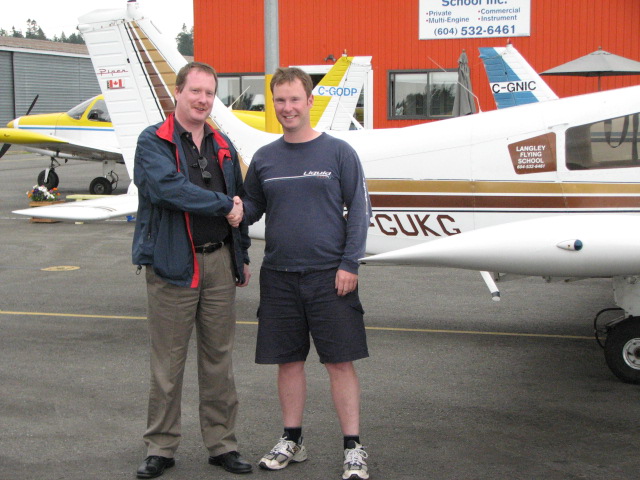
226, 196, 243, 228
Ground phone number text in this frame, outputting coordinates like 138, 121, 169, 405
432, 25, 517, 37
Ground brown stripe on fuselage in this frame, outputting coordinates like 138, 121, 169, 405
366, 179, 640, 195
127, 22, 175, 117
370, 194, 640, 210
368, 180, 640, 210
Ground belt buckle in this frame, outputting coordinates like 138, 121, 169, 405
197, 241, 224, 254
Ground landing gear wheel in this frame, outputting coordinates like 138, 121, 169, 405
37, 169, 59, 190
604, 317, 640, 384
89, 177, 113, 195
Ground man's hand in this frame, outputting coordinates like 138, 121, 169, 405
236, 264, 251, 287
335, 269, 358, 296
226, 196, 243, 228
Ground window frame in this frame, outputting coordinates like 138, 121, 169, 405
388, 69, 457, 121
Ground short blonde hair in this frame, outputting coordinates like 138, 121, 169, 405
270, 67, 313, 97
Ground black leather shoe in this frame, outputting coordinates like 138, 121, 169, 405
209, 451, 253, 474
136, 455, 175, 479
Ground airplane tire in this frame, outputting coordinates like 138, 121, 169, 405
90, 177, 113, 195
37, 170, 59, 190
604, 317, 640, 384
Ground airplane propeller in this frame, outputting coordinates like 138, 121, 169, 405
0, 94, 39, 159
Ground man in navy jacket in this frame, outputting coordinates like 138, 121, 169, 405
132, 62, 252, 478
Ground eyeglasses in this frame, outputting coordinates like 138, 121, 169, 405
193, 156, 212, 185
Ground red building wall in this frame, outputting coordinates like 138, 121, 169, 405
195, 0, 640, 129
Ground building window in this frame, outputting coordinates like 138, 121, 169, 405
566, 113, 640, 170
217, 74, 265, 111
389, 70, 457, 120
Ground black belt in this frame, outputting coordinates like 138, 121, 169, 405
194, 241, 226, 254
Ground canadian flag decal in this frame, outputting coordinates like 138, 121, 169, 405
107, 79, 124, 89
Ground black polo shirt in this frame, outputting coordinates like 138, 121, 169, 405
175, 120, 230, 246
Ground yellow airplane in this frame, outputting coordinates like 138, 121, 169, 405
0, 95, 121, 194
0, 55, 370, 194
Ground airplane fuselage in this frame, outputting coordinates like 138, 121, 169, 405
320, 86, 640, 255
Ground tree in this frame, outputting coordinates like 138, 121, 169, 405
53, 32, 68, 43
176, 24, 193, 56
65, 32, 85, 44
11, 26, 24, 38
25, 19, 47, 40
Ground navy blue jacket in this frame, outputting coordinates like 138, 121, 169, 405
132, 114, 250, 287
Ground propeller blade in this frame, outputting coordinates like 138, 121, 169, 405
0, 143, 11, 158
25, 94, 39, 116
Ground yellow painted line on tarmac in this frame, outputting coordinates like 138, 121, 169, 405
365, 325, 592, 340
0, 310, 146, 321
0, 310, 592, 340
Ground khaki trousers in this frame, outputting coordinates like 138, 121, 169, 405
143, 246, 238, 458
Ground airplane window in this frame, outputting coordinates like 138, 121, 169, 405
87, 99, 111, 122
218, 76, 241, 107
67, 98, 95, 120
218, 75, 266, 111
566, 113, 640, 170
389, 70, 456, 120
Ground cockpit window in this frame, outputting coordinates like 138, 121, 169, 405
87, 99, 111, 123
67, 98, 94, 120
566, 113, 640, 170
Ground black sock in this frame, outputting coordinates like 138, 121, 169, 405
283, 427, 302, 444
344, 435, 361, 449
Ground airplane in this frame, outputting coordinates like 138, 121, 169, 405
0, 94, 122, 194
479, 42, 559, 109
14, 0, 640, 385
0, 54, 370, 195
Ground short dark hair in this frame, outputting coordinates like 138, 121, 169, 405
270, 67, 313, 97
175, 61, 218, 94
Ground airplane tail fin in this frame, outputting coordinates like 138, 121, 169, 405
311, 55, 372, 131
479, 43, 558, 109
77, 0, 275, 171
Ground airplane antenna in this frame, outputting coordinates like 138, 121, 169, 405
229, 86, 251, 110
428, 56, 483, 113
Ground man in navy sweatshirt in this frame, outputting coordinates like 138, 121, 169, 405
240, 67, 372, 480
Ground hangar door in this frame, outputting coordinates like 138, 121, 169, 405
9, 52, 100, 124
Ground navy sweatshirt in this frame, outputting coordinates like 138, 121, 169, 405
242, 133, 371, 274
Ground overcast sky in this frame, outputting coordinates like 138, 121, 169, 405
2, 0, 193, 39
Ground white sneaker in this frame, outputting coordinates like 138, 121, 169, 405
259, 436, 308, 470
342, 442, 369, 480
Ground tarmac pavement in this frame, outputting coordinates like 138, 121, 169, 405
1, 152, 639, 479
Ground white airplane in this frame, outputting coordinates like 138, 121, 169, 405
14, 0, 640, 384
0, 53, 370, 195
479, 42, 559, 109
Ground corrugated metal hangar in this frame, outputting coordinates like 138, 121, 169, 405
194, 0, 640, 129
0, 37, 100, 127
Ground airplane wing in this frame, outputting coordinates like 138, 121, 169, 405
0, 127, 122, 162
361, 214, 640, 278
13, 193, 138, 222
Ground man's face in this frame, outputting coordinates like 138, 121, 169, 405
174, 69, 216, 128
272, 78, 313, 134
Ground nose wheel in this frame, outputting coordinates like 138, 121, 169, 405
37, 168, 60, 190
